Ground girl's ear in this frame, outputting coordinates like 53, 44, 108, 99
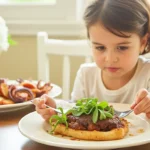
140, 33, 149, 54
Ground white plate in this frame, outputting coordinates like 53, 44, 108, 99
18, 103, 150, 150
0, 83, 62, 112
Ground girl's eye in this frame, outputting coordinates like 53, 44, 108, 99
95, 46, 106, 51
117, 46, 128, 51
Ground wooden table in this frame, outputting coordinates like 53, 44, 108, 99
0, 105, 150, 150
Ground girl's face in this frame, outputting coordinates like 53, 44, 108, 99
89, 23, 147, 80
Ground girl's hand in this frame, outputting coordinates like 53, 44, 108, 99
33, 94, 57, 121
131, 89, 150, 118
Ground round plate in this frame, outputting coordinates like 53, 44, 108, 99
18, 103, 150, 150
0, 83, 62, 112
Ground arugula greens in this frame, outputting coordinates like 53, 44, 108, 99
49, 98, 114, 133
49, 107, 68, 133
68, 98, 114, 123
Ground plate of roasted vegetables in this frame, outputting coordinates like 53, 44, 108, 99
0, 78, 62, 112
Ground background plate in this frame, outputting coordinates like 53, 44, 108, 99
0, 82, 62, 112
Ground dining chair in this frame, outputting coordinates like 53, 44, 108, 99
37, 32, 92, 100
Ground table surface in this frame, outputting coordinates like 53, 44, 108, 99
0, 105, 150, 150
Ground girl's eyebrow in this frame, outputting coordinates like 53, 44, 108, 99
117, 41, 131, 44
92, 41, 131, 45
92, 42, 103, 45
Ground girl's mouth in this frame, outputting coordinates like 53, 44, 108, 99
106, 67, 120, 72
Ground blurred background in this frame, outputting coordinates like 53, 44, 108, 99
0, 0, 92, 98
0, 0, 150, 99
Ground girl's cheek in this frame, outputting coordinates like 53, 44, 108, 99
92, 50, 98, 61
95, 57, 104, 69
92, 50, 104, 65
96, 54, 104, 62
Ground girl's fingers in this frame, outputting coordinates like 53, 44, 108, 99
33, 94, 56, 109
144, 105, 150, 113
32, 98, 46, 109
45, 96, 56, 108
146, 112, 150, 119
41, 109, 57, 119
133, 96, 150, 114
36, 107, 48, 115
33, 95, 57, 121
130, 102, 137, 109
32, 98, 39, 106
136, 89, 148, 103
37, 99, 46, 109
36, 106, 56, 116
131, 89, 148, 109
41, 94, 56, 108
42, 114, 51, 121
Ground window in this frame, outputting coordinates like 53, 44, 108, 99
1, 0, 56, 4
0, 0, 86, 36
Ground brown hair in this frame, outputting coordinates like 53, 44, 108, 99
83, 0, 150, 54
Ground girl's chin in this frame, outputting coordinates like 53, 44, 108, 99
103, 70, 122, 78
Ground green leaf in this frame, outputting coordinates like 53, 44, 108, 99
71, 108, 84, 116
84, 106, 94, 115
65, 109, 73, 115
8, 34, 17, 46
98, 101, 108, 109
76, 100, 82, 106
48, 107, 69, 133
99, 110, 106, 120
109, 106, 115, 115
92, 106, 98, 123
49, 115, 60, 125
49, 120, 60, 134
104, 111, 113, 118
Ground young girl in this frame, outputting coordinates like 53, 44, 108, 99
34, 0, 150, 121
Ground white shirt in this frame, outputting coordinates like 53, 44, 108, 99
71, 56, 150, 104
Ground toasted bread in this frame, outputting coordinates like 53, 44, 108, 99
53, 119, 128, 141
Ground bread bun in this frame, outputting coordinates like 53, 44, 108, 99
53, 119, 128, 141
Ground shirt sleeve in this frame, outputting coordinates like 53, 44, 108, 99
71, 64, 85, 102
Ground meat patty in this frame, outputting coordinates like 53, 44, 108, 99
67, 114, 124, 131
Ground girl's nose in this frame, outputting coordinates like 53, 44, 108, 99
105, 52, 119, 63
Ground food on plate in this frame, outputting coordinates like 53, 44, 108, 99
49, 98, 128, 141
0, 78, 53, 105
137, 128, 144, 133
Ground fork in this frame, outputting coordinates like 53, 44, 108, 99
44, 104, 62, 113
40, 105, 133, 118
30, 99, 62, 114
114, 109, 133, 118
31, 99, 133, 117
45, 107, 134, 118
